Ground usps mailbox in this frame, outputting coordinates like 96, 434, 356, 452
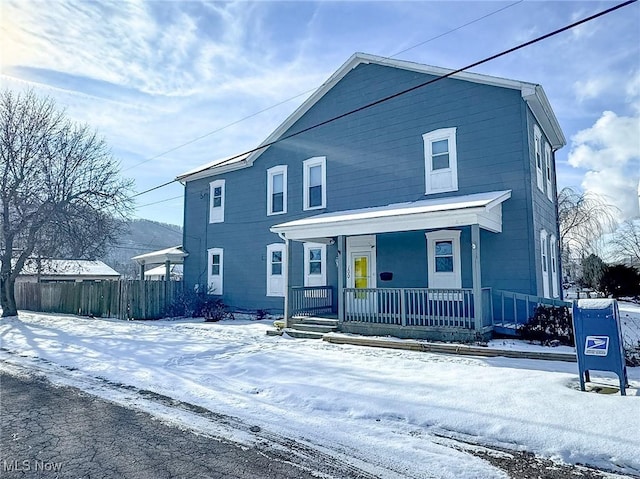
572, 299, 629, 396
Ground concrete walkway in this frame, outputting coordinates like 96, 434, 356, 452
323, 332, 578, 362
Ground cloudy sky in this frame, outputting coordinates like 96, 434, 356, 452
1, 0, 639, 226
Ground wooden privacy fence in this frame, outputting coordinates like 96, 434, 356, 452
15, 280, 184, 320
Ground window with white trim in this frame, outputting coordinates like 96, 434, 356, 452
540, 230, 550, 298
550, 235, 559, 298
266, 243, 286, 297
209, 179, 225, 223
544, 142, 553, 201
267, 165, 287, 215
534, 126, 544, 192
423, 127, 458, 195
207, 248, 223, 295
303, 243, 326, 286
303, 157, 326, 210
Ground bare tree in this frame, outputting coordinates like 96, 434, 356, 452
610, 220, 640, 267
0, 90, 133, 317
557, 187, 618, 279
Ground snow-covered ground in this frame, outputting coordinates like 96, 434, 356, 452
1, 303, 639, 478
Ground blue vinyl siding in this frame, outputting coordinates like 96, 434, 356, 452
183, 61, 559, 311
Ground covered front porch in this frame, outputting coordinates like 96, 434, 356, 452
272, 190, 519, 341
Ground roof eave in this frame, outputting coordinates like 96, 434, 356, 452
522, 85, 566, 150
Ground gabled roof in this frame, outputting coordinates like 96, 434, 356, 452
177, 52, 565, 183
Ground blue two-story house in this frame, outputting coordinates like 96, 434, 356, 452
177, 53, 567, 341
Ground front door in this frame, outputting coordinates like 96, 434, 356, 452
346, 236, 376, 313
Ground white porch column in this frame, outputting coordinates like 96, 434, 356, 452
283, 237, 291, 328
337, 235, 346, 323
471, 224, 483, 332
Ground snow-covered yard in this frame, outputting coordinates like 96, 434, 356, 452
1, 303, 639, 478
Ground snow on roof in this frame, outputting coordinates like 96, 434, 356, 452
175, 152, 252, 182
274, 190, 511, 229
19, 259, 120, 277
131, 246, 187, 264
145, 264, 184, 277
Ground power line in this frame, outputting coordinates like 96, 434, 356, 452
136, 195, 183, 208
131, 0, 636, 200
123, 1, 525, 175
390, 0, 524, 57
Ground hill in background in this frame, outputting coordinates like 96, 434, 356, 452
100, 219, 182, 278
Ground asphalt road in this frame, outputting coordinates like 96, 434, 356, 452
0, 372, 333, 479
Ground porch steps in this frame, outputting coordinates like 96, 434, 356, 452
266, 316, 339, 340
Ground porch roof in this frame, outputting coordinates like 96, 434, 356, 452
271, 190, 511, 242
131, 246, 188, 265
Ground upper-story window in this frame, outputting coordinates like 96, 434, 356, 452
267, 165, 287, 215
423, 127, 458, 195
534, 125, 544, 193
303, 156, 326, 210
209, 179, 225, 223
544, 142, 553, 201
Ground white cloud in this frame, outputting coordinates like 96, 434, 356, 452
567, 106, 640, 221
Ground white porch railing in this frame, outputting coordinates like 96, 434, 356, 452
290, 286, 335, 317
343, 287, 477, 330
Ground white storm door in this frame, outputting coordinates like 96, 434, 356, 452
426, 231, 461, 289
303, 243, 326, 287
207, 248, 223, 295
266, 243, 286, 297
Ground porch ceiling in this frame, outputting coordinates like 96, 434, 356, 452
271, 190, 511, 242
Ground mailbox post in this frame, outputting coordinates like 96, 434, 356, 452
572, 299, 629, 396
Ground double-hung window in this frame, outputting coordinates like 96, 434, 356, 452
534, 126, 544, 192
303, 157, 326, 210
423, 127, 458, 195
267, 165, 287, 215
544, 143, 553, 201
540, 230, 550, 298
550, 235, 559, 298
209, 179, 225, 223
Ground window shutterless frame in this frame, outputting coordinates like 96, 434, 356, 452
423, 127, 458, 195
209, 179, 225, 223
267, 165, 287, 216
303, 157, 326, 211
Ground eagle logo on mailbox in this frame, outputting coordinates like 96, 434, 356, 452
585, 336, 609, 356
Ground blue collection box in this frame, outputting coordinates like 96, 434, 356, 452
572, 299, 629, 395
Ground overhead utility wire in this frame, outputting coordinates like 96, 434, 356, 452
125, 1, 524, 176
131, 0, 636, 199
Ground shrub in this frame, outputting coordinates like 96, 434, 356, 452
165, 291, 234, 321
254, 309, 269, 321
519, 305, 574, 346
164, 289, 206, 318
